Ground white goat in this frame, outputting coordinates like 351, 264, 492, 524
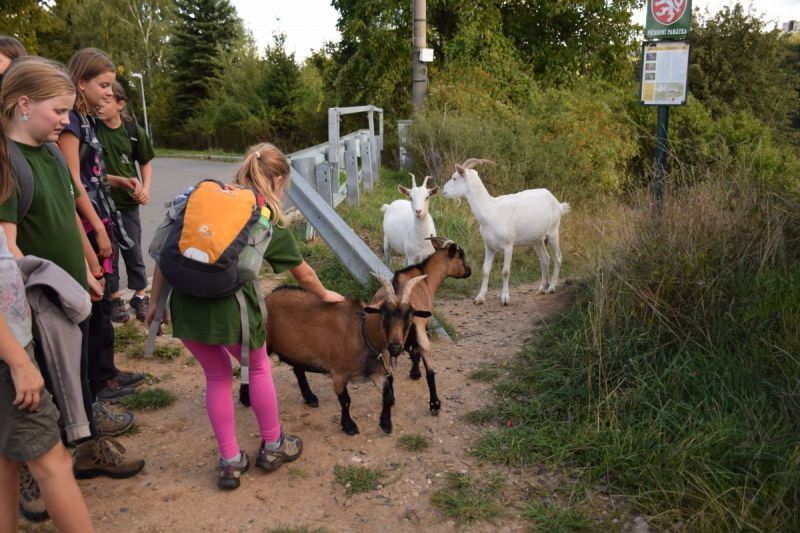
442, 159, 570, 305
381, 173, 439, 267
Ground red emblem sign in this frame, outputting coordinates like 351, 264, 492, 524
652, 0, 687, 25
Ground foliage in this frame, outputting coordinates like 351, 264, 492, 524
521, 501, 595, 532
689, 3, 800, 129
119, 388, 176, 410
0, 0, 57, 53
474, 173, 800, 529
397, 433, 430, 452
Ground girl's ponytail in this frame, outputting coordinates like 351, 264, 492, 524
234, 143, 291, 227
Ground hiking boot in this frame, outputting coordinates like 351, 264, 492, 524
128, 295, 150, 323
113, 370, 145, 388
95, 378, 136, 402
110, 297, 129, 323
217, 451, 249, 490
255, 433, 302, 472
73, 437, 145, 479
93, 402, 134, 437
19, 464, 48, 522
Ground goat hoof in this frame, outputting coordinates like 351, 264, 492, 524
409, 369, 422, 380
545, 286, 556, 294
430, 402, 441, 415
380, 423, 392, 434
343, 425, 359, 436
473, 298, 484, 305
430, 407, 440, 416
305, 398, 319, 408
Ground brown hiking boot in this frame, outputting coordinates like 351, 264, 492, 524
93, 402, 134, 437
19, 464, 48, 522
73, 437, 145, 479
255, 433, 302, 472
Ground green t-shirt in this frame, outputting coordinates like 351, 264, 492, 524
0, 141, 88, 290
169, 223, 304, 348
96, 121, 155, 212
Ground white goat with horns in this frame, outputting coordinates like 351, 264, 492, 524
381, 173, 439, 267
442, 159, 570, 305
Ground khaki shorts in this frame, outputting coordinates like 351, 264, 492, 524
0, 343, 61, 463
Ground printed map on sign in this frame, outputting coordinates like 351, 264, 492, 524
646, 0, 692, 39
640, 41, 690, 106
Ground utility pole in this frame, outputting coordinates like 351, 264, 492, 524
412, 0, 427, 113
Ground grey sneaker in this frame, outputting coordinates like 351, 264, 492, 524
93, 402, 134, 436
256, 433, 302, 472
218, 451, 249, 490
19, 464, 48, 522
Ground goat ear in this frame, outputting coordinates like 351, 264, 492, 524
364, 306, 381, 314
413, 310, 432, 318
455, 164, 465, 176
428, 186, 439, 197
448, 243, 457, 258
398, 185, 410, 197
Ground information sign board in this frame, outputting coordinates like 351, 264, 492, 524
640, 41, 690, 106
645, 0, 692, 40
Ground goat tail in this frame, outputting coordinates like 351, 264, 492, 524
560, 202, 571, 216
239, 384, 251, 407
381, 204, 390, 213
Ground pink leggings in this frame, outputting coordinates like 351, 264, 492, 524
182, 340, 281, 460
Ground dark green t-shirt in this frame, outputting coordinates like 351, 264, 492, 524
169, 223, 303, 348
0, 141, 88, 290
96, 121, 155, 212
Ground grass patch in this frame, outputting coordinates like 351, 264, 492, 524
128, 343, 183, 361
334, 464, 386, 496
114, 321, 145, 352
462, 407, 496, 425
468, 365, 501, 382
122, 423, 141, 436
430, 472, 505, 524
521, 501, 594, 532
473, 183, 800, 530
397, 433, 430, 452
287, 466, 307, 479
118, 388, 176, 410
431, 311, 458, 341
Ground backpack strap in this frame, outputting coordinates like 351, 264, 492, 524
77, 113, 94, 165
8, 141, 34, 223
144, 284, 171, 358
123, 120, 142, 182
9, 141, 70, 223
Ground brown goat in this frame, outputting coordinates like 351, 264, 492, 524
370, 237, 472, 414
265, 275, 430, 435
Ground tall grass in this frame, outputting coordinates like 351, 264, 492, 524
474, 178, 800, 530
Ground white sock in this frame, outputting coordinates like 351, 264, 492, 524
223, 451, 242, 464
262, 434, 282, 451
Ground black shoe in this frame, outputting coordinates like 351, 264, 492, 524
114, 370, 145, 388
110, 298, 129, 323
95, 379, 136, 402
128, 295, 150, 323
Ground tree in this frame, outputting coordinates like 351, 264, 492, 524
689, 3, 799, 128
169, 0, 241, 125
0, 0, 55, 54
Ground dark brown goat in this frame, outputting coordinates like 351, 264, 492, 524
371, 237, 472, 414
265, 275, 429, 435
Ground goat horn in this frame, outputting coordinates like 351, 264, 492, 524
400, 274, 428, 305
371, 272, 396, 298
421, 176, 430, 188
461, 158, 495, 170
425, 236, 446, 249
409, 173, 417, 188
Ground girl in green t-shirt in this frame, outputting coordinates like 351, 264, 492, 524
146, 143, 345, 490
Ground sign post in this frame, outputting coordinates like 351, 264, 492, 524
642, 0, 692, 222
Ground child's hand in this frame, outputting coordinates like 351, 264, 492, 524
136, 186, 150, 205
10, 358, 44, 411
96, 231, 112, 259
321, 290, 345, 303
87, 274, 104, 302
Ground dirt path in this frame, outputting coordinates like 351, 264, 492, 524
23, 284, 573, 533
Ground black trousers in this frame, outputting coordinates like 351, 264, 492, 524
87, 231, 119, 396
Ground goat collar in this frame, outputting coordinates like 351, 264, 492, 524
361, 313, 389, 376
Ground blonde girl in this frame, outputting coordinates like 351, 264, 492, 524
146, 143, 344, 490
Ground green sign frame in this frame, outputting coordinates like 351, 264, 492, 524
645, 0, 692, 40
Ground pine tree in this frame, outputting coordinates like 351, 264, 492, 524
170, 0, 240, 124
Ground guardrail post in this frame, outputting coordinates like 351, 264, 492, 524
368, 110, 380, 180
327, 107, 340, 204
291, 157, 317, 240
344, 139, 359, 207
315, 162, 333, 207
360, 132, 374, 192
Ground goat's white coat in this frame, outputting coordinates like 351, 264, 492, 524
442, 162, 570, 304
381, 174, 439, 267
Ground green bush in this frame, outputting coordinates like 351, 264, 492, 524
475, 178, 800, 530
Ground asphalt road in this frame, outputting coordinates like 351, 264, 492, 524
117, 157, 239, 290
